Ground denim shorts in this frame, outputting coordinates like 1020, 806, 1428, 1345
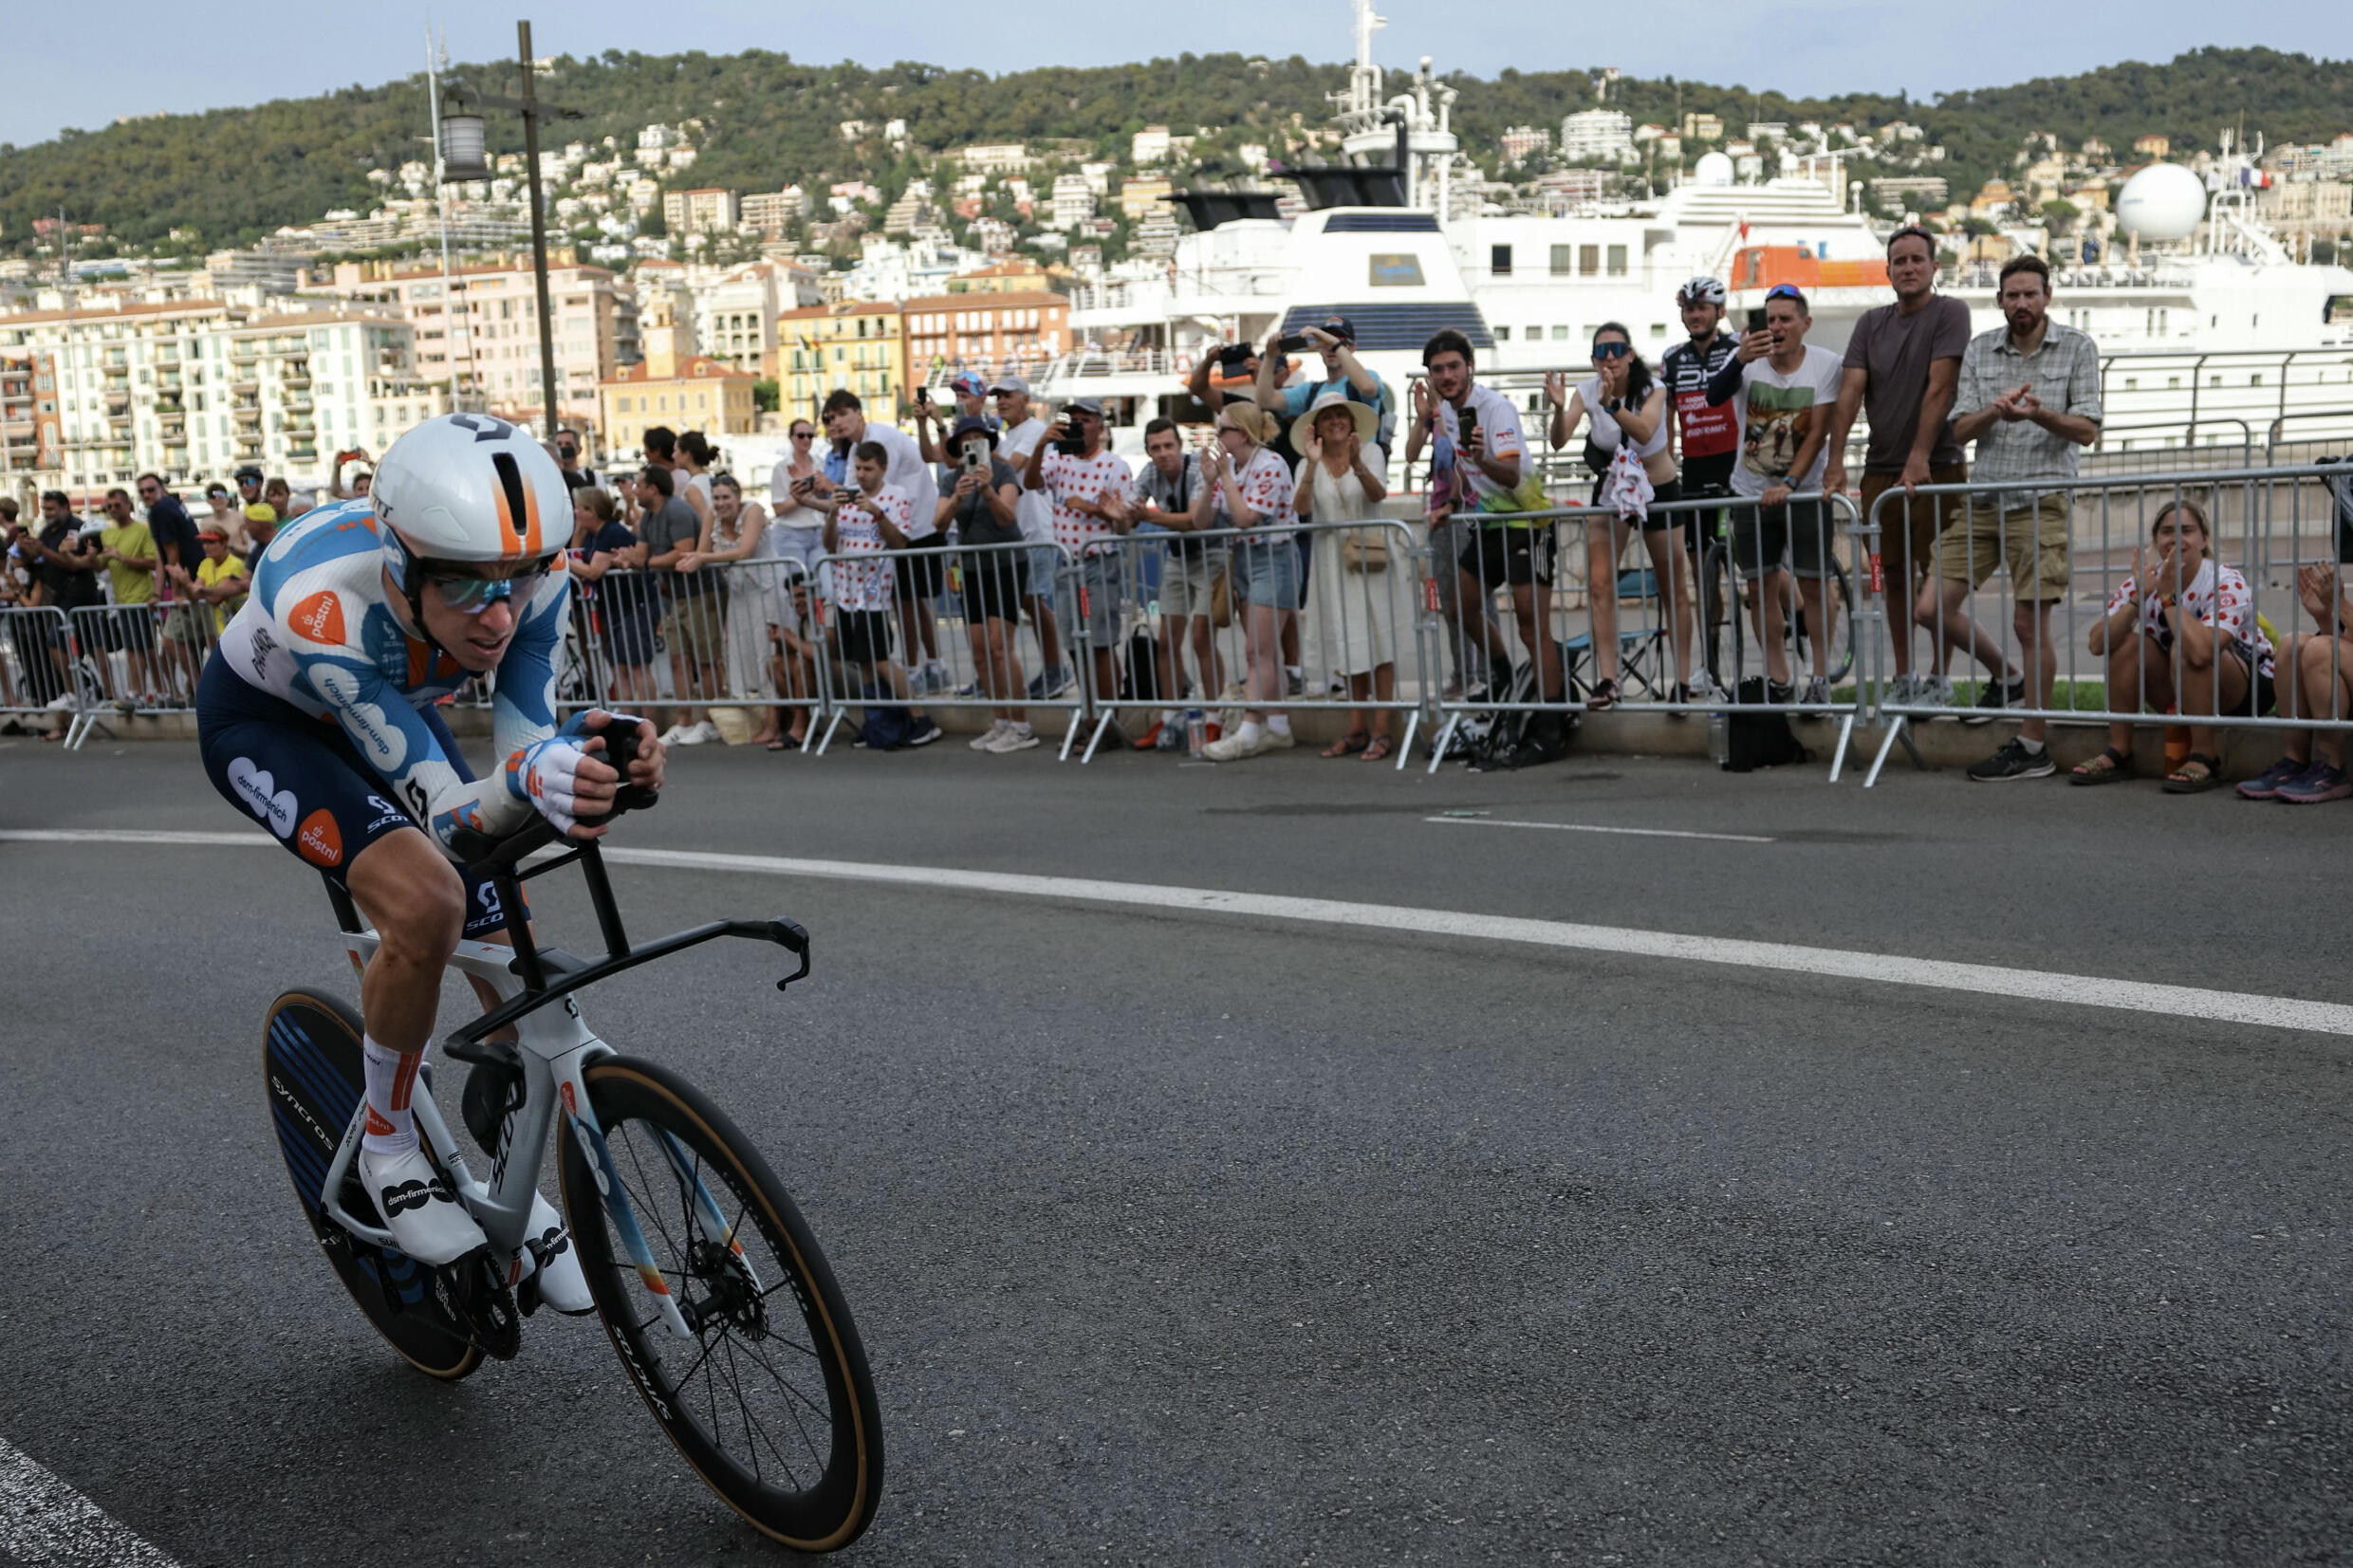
1238, 538, 1301, 609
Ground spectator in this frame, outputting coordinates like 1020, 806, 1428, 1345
766, 417, 827, 579
182, 525, 250, 636
1291, 390, 1401, 760
1824, 226, 1973, 707
1022, 396, 1135, 742
694, 473, 790, 750
1705, 286, 1845, 704
1405, 327, 1564, 760
1103, 415, 1227, 751
935, 415, 1038, 753
1936, 252, 2103, 781
2239, 563, 2353, 803
23, 491, 102, 735
554, 428, 602, 492
240, 507, 278, 574
643, 424, 714, 540
820, 390, 946, 692
809, 439, 942, 747
264, 476, 293, 524
1197, 402, 1301, 762
567, 486, 655, 710
1254, 316, 1391, 452
92, 487, 161, 707
2072, 500, 2271, 793
639, 462, 723, 747
912, 371, 996, 466
328, 448, 375, 501
1547, 323, 1687, 708
990, 375, 1072, 699
201, 483, 241, 549
139, 471, 204, 696
768, 565, 824, 750
234, 468, 273, 534
1660, 276, 1740, 702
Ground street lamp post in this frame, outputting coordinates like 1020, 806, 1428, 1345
436, 19, 581, 441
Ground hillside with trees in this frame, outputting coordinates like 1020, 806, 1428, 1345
1, 45, 2346, 254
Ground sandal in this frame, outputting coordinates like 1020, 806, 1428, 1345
1322, 730, 1370, 758
765, 737, 791, 751
1362, 734, 1392, 763
2069, 747, 2134, 785
2162, 752, 2225, 794
1586, 677, 1619, 711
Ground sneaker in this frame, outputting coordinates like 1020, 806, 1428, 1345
904, 720, 943, 747
1882, 672, 1919, 708
953, 680, 980, 699
671, 721, 711, 747
1261, 725, 1296, 750
985, 723, 1041, 752
1027, 667, 1073, 700
1687, 671, 1729, 705
1767, 679, 1795, 706
1799, 676, 1829, 707
519, 1190, 592, 1315
1202, 728, 1272, 762
1966, 737, 2055, 783
2277, 763, 2353, 804
1925, 674, 1957, 710
970, 719, 1010, 750
920, 659, 951, 694
2237, 756, 2309, 800
1286, 670, 1306, 697
1961, 672, 2018, 727
360, 1143, 487, 1266
658, 723, 695, 746
691, 719, 723, 745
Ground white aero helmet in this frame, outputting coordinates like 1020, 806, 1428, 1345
373, 413, 569, 580
1676, 275, 1728, 307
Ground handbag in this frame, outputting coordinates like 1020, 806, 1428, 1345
1208, 563, 1233, 629
1341, 528, 1389, 572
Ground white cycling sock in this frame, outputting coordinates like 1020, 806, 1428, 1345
1238, 720, 1265, 747
1268, 713, 1291, 736
361, 1034, 422, 1155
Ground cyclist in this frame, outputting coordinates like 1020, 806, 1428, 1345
198, 414, 664, 1285
1659, 276, 1741, 701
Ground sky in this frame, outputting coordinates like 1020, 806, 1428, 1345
5, 0, 2344, 149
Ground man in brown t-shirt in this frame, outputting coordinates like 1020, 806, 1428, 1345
1825, 227, 1980, 706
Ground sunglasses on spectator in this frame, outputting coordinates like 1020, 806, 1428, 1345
1591, 341, 1631, 360
1765, 285, 1805, 301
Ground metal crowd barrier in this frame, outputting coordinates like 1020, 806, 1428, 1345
798, 539, 1088, 756
1862, 462, 2353, 787
1070, 518, 1431, 766
1423, 489, 1871, 779
0, 605, 84, 744
66, 599, 219, 721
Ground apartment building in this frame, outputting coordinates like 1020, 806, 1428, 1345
778, 301, 909, 422
900, 291, 1069, 385
0, 296, 449, 494
596, 334, 757, 461
689, 259, 824, 378
306, 259, 637, 440
663, 187, 742, 238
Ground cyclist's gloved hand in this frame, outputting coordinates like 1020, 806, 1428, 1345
505, 733, 593, 834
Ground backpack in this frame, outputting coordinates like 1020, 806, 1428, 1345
1465, 661, 1574, 771
1720, 677, 1805, 772
1122, 627, 1161, 703
858, 681, 916, 750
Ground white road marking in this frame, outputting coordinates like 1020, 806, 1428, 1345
9, 829, 2353, 1038
0, 1434, 182, 1567
1424, 816, 1774, 844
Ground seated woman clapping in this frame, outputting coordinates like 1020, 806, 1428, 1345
2071, 499, 2274, 793
2236, 561, 2353, 803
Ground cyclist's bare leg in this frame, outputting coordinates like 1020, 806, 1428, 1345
343, 826, 464, 1155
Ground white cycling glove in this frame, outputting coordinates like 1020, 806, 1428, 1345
505, 733, 591, 834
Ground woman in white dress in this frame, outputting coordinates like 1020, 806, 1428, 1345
1290, 391, 1402, 761
685, 472, 787, 749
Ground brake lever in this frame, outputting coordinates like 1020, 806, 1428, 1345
767, 919, 811, 991
578, 716, 660, 828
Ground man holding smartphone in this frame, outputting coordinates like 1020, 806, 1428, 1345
1253, 316, 1389, 455
1022, 397, 1134, 738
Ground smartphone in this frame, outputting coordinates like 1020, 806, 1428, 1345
959, 443, 988, 473
1215, 342, 1254, 374
1276, 333, 1309, 355
1457, 402, 1479, 443
1747, 306, 1769, 332
915, 386, 930, 407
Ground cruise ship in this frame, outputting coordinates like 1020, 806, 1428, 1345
968, 1, 2353, 467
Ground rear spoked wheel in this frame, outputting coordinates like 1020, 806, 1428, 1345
560, 1057, 883, 1553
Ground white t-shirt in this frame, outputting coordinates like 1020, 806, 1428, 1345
852, 420, 939, 540
768, 455, 823, 531
1211, 445, 1298, 542
1579, 376, 1670, 459
1037, 448, 1136, 555
830, 486, 908, 611
996, 415, 1053, 544
1435, 382, 1528, 507
1730, 344, 1844, 499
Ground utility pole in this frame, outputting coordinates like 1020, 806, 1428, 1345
426, 25, 460, 405
519, 20, 562, 442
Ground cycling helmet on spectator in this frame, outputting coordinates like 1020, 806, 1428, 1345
1676, 276, 1728, 307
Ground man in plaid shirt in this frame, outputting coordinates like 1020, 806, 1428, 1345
1926, 253, 2102, 781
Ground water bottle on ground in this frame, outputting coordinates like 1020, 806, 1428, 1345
1186, 710, 1207, 757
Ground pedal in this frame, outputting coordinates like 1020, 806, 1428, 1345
434, 1248, 523, 1360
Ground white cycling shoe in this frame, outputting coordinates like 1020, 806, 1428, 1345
361, 1143, 488, 1265
517, 1190, 594, 1316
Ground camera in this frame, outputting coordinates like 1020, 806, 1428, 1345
1214, 342, 1255, 374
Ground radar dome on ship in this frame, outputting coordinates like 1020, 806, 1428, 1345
1694, 152, 1735, 187
2117, 163, 2205, 242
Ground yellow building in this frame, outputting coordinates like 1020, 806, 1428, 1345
597, 341, 756, 463
778, 301, 909, 424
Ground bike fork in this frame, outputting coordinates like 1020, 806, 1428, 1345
655, 1128, 765, 1293
560, 1087, 698, 1341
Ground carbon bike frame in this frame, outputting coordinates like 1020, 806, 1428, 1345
312, 824, 810, 1342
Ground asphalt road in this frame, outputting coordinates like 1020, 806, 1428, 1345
3, 736, 2350, 1566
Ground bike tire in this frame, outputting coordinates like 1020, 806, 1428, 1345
261, 990, 483, 1381
1700, 543, 1742, 689
560, 1056, 883, 1553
